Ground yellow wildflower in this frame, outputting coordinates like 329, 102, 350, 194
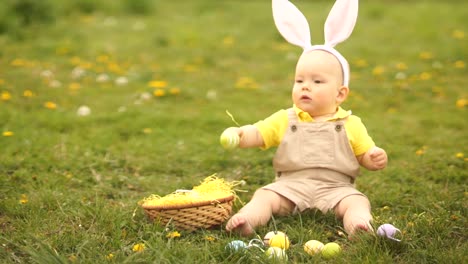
419, 52, 433, 60
455, 152, 464, 159
148, 80, 168, 88
23, 90, 34, 97
106, 253, 114, 260
452, 29, 465, 39
44, 101, 57, 109
354, 59, 368, 68
169, 87, 181, 95
153, 89, 165, 97
11, 58, 26, 67
205, 235, 216, 242
142, 128, 152, 134
454, 60, 465, 69
1, 91, 11, 101
223, 36, 235, 46
69, 82, 81, 90
166, 231, 181, 239
456, 98, 467, 108
419, 72, 432, 80
372, 66, 385, 76
20, 194, 28, 204
132, 243, 145, 252
415, 149, 425, 156
395, 62, 408, 70
235, 77, 259, 89
3, 131, 14, 137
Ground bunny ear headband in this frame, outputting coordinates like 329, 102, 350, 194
272, 0, 359, 87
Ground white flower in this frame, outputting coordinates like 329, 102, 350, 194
77, 105, 91, 116
115, 76, 128, 86
96, 73, 110, 83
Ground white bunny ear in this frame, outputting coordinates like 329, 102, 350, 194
324, 0, 359, 47
272, 0, 312, 49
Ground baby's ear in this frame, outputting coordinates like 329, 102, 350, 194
336, 86, 349, 104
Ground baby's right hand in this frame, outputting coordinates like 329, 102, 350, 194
220, 128, 241, 150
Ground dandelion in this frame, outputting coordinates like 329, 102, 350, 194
106, 253, 114, 260
132, 243, 145, 252
69, 82, 81, 91
456, 98, 467, 108
419, 52, 433, 60
183, 64, 198, 72
415, 145, 428, 156
354, 59, 368, 68
395, 62, 408, 71
19, 194, 28, 204
166, 231, 181, 239
1, 91, 11, 101
223, 36, 235, 46
454, 60, 465, 69
11, 58, 26, 67
452, 29, 465, 39
235, 77, 259, 89
204, 235, 216, 242
169, 87, 181, 95
372, 66, 385, 76
3, 131, 14, 137
44, 101, 57, 109
142, 128, 152, 134
455, 152, 464, 159
153, 89, 165, 97
419, 72, 432, 80
23, 90, 34, 97
148, 80, 168, 88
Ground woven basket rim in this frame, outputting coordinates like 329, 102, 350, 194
141, 194, 234, 210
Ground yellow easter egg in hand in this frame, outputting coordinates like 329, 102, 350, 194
269, 233, 290, 250
220, 130, 239, 150
304, 240, 324, 256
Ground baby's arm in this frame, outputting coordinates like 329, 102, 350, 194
222, 125, 264, 148
357, 146, 388, 171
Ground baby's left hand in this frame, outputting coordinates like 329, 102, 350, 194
368, 146, 388, 170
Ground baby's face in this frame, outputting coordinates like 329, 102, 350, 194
292, 50, 344, 118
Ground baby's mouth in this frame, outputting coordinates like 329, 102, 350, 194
300, 95, 311, 100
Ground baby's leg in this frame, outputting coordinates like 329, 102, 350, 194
334, 195, 373, 236
226, 189, 294, 236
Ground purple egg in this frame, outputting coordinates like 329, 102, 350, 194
377, 224, 401, 241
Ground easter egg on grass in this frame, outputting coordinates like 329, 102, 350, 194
321, 242, 342, 259
304, 240, 324, 256
219, 130, 239, 150
263, 231, 286, 246
265, 247, 288, 260
225, 240, 247, 252
377, 224, 402, 241
269, 233, 290, 250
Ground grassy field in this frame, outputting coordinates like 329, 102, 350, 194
0, 0, 466, 263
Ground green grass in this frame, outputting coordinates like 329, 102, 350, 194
0, 0, 466, 263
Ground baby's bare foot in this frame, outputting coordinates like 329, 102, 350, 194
226, 213, 254, 236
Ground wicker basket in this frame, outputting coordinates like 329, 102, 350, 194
141, 195, 234, 231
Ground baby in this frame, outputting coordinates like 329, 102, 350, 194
221, 0, 388, 237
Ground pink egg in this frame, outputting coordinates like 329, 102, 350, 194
377, 224, 401, 241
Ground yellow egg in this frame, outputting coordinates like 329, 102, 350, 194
269, 233, 290, 250
304, 240, 324, 256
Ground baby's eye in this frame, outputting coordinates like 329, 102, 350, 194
314, 80, 322, 84
295, 79, 303, 83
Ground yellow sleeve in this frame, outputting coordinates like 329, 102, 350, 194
253, 109, 288, 149
345, 115, 376, 156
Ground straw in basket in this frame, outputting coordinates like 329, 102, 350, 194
139, 176, 238, 231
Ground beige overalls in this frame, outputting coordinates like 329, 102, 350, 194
262, 108, 366, 213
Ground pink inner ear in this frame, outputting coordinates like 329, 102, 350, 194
272, 0, 312, 49
324, 0, 358, 47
